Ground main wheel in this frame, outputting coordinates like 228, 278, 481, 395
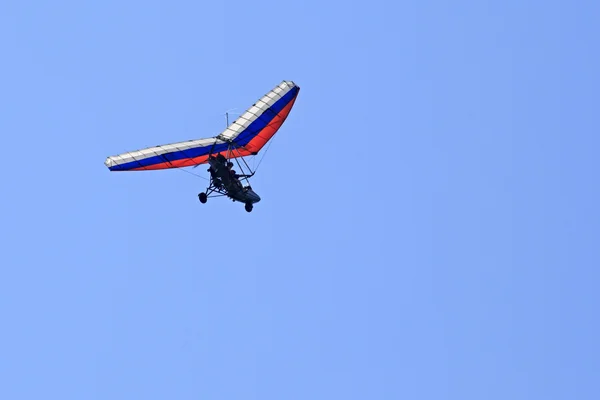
198, 192, 207, 203
245, 202, 253, 212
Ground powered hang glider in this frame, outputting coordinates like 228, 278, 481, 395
104, 80, 300, 212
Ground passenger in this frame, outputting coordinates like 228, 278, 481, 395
216, 154, 227, 164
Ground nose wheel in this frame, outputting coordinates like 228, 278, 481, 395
245, 202, 253, 212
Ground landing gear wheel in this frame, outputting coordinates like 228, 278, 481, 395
245, 202, 253, 212
198, 192, 207, 203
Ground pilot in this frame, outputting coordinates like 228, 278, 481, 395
227, 162, 243, 188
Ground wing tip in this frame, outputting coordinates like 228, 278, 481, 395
105, 156, 118, 171
280, 80, 299, 88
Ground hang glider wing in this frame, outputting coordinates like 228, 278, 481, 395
105, 81, 300, 171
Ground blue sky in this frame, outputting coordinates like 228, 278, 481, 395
1, 1, 599, 398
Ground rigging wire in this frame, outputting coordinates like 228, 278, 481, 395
178, 166, 209, 181
253, 131, 278, 173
